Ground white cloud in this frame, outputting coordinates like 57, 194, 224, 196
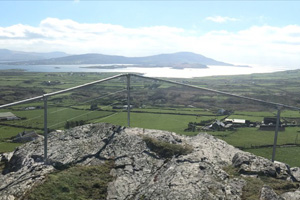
205, 16, 239, 23
0, 18, 300, 68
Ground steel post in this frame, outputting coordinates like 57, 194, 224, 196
127, 74, 131, 127
43, 96, 48, 164
272, 106, 281, 162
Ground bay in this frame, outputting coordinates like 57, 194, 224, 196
0, 64, 290, 78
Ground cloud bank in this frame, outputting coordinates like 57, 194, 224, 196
0, 18, 300, 68
205, 16, 239, 23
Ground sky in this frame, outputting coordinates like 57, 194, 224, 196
0, 1, 300, 68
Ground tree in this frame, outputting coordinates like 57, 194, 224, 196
90, 103, 98, 110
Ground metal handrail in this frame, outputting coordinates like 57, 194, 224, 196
1, 73, 300, 110
1, 72, 300, 164
0, 74, 125, 109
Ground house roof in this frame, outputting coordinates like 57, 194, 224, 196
225, 119, 246, 124
0, 112, 17, 118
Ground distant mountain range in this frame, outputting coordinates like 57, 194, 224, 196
1, 49, 247, 69
0, 49, 69, 62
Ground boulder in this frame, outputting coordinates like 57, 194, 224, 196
281, 189, 300, 200
290, 167, 300, 182
232, 152, 290, 179
260, 185, 284, 200
0, 123, 299, 200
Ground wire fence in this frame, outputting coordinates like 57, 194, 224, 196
1, 73, 300, 165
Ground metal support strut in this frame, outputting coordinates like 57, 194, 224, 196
272, 106, 281, 162
127, 74, 131, 127
43, 95, 48, 164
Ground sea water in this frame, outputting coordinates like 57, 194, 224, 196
0, 64, 292, 78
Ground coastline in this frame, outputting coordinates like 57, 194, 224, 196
0, 64, 294, 78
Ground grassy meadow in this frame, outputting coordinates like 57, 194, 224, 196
0, 69, 300, 166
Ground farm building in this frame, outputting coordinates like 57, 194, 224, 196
263, 117, 282, 125
259, 117, 285, 131
202, 120, 225, 131
225, 118, 250, 126
225, 119, 249, 124
0, 112, 19, 121
259, 125, 285, 131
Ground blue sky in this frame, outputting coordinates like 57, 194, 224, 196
1, 1, 300, 68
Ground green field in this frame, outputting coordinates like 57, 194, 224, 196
1, 70, 300, 167
246, 147, 300, 167
92, 112, 224, 135
210, 127, 300, 148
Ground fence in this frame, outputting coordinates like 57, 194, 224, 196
1, 73, 300, 164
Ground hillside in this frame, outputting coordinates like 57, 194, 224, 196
7, 52, 235, 68
1, 123, 300, 199
0, 49, 69, 62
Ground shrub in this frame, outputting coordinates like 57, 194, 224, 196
25, 161, 114, 200
143, 136, 193, 158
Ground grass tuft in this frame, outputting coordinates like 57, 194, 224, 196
142, 136, 193, 158
223, 165, 299, 200
24, 161, 114, 200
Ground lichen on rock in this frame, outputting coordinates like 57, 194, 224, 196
0, 123, 299, 200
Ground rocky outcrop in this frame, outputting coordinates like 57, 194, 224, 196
232, 152, 290, 179
260, 186, 284, 200
0, 123, 299, 200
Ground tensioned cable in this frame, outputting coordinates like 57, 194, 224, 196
6, 89, 127, 128
131, 74, 300, 111
50, 89, 126, 114
48, 97, 126, 129
1, 73, 300, 111
0, 74, 126, 109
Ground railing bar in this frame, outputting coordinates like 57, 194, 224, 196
0, 74, 125, 109
1, 73, 300, 111
0, 95, 44, 109
44, 74, 125, 97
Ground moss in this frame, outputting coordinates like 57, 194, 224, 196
142, 136, 193, 158
24, 161, 114, 200
223, 165, 299, 200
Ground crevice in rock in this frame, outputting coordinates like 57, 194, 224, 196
176, 159, 201, 164
57, 125, 123, 169
127, 157, 173, 200
142, 150, 160, 159
0, 173, 42, 193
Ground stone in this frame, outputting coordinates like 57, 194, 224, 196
290, 167, 300, 182
0, 123, 299, 200
281, 189, 300, 200
260, 185, 284, 200
232, 152, 290, 179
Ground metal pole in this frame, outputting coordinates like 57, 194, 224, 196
43, 95, 48, 164
127, 74, 131, 127
272, 106, 281, 162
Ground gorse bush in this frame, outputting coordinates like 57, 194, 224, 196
25, 161, 114, 200
142, 136, 193, 158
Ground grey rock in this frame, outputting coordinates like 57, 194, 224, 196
281, 189, 300, 200
232, 152, 290, 179
0, 152, 13, 163
290, 167, 300, 182
260, 185, 284, 200
0, 123, 299, 200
